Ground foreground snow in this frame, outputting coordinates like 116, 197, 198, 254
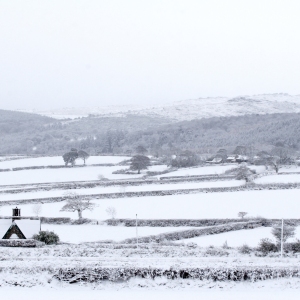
2, 282, 300, 299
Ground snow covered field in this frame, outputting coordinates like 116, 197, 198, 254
0, 180, 243, 202
177, 227, 300, 247
255, 174, 300, 184
41, 224, 194, 243
159, 165, 238, 177
2, 189, 300, 220
3, 285, 300, 300
0, 155, 129, 169
0, 165, 168, 185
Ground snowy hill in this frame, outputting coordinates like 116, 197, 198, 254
19, 93, 300, 121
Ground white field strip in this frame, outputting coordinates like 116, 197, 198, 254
0, 156, 129, 169
0, 165, 167, 186
161, 165, 266, 178
255, 174, 300, 184
2, 189, 300, 220
3, 286, 300, 300
0, 180, 243, 202
280, 166, 300, 173
159, 165, 238, 177
176, 227, 300, 247
41, 224, 195, 243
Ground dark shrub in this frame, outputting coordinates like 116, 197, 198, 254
238, 244, 253, 254
286, 239, 300, 253
257, 238, 278, 253
33, 230, 59, 245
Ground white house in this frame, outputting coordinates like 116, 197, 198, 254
0, 207, 40, 240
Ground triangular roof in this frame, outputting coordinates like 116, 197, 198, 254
2, 221, 26, 239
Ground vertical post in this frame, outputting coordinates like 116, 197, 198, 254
281, 218, 284, 258
136, 214, 138, 249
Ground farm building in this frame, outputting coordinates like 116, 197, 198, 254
0, 207, 40, 239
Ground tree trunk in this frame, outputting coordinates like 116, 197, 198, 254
138, 169, 140, 174
78, 210, 82, 219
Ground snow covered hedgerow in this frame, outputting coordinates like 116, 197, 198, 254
33, 230, 59, 245
53, 266, 300, 283
257, 238, 278, 254
121, 221, 262, 244
238, 244, 253, 254
285, 240, 300, 253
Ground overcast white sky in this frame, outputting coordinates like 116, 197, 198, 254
1, 0, 300, 110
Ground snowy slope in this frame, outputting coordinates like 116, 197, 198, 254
19, 93, 300, 121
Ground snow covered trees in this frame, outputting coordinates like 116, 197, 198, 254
62, 149, 89, 166
130, 155, 151, 174
78, 150, 90, 165
272, 225, 295, 244
62, 150, 78, 167
60, 192, 95, 219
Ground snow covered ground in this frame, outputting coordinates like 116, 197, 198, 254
0, 180, 243, 202
255, 174, 300, 184
176, 227, 300, 247
0, 165, 167, 185
0, 155, 128, 169
41, 224, 194, 243
159, 165, 238, 177
1, 189, 300, 220
3, 284, 300, 299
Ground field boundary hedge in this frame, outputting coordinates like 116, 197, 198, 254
121, 221, 262, 244
3, 182, 300, 206
54, 266, 300, 282
107, 218, 250, 227
0, 239, 44, 247
0, 175, 236, 195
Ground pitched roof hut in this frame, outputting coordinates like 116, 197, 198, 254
0, 207, 40, 240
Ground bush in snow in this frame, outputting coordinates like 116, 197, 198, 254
285, 240, 300, 253
33, 230, 59, 245
257, 238, 278, 254
238, 244, 253, 254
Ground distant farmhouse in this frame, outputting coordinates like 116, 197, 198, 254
0, 207, 40, 240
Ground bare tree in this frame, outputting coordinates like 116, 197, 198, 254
60, 192, 95, 219
78, 150, 90, 165
238, 212, 248, 219
106, 206, 117, 219
32, 203, 42, 217
272, 225, 295, 244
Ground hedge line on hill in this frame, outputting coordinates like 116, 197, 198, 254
0, 175, 235, 195
121, 221, 262, 244
3, 182, 300, 206
106, 218, 250, 227
54, 266, 300, 282
0, 163, 115, 172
